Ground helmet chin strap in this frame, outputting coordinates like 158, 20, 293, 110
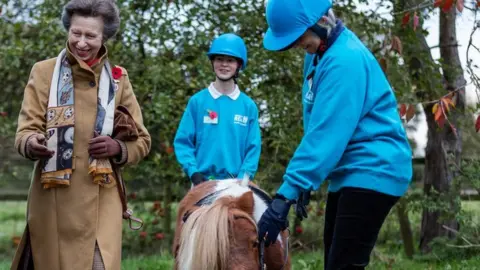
310, 24, 329, 40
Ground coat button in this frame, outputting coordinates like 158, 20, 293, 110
89, 81, 96, 87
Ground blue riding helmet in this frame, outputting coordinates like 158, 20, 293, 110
207, 33, 248, 70
263, 0, 333, 51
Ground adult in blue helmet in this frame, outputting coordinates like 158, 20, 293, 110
257, 0, 413, 269
174, 33, 261, 186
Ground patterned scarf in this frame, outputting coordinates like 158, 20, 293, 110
40, 48, 117, 189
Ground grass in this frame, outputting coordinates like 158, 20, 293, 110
1, 200, 479, 270
290, 249, 480, 270
121, 254, 174, 270
3, 251, 476, 270
0, 201, 26, 240
463, 201, 480, 224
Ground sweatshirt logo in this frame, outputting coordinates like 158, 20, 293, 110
234, 115, 248, 126
304, 77, 315, 104
305, 89, 314, 102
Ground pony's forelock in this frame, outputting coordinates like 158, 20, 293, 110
177, 199, 230, 270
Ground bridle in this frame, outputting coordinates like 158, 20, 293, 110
182, 185, 290, 270
258, 229, 290, 270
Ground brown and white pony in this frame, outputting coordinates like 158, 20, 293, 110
173, 177, 291, 270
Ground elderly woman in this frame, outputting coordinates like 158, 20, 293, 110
10, 0, 151, 269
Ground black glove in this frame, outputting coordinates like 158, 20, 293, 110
295, 191, 311, 221
191, 172, 207, 186
257, 194, 294, 247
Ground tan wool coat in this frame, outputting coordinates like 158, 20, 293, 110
10, 45, 151, 270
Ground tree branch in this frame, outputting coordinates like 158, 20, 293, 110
465, 10, 480, 105
379, 0, 432, 15
379, 1, 480, 17
442, 225, 480, 249
421, 81, 472, 105
0, 15, 14, 24
429, 43, 460, 49
445, 243, 480, 248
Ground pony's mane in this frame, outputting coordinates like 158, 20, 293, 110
239, 173, 250, 187
177, 194, 257, 270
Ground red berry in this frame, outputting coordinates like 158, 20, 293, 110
295, 226, 303, 234
0, 112, 7, 117
129, 192, 137, 199
166, 146, 174, 154
152, 219, 159, 225
155, 233, 165, 240
139, 231, 147, 238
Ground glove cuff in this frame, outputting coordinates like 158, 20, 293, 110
270, 197, 293, 218
274, 193, 296, 205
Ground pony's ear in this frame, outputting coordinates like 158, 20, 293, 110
235, 191, 254, 216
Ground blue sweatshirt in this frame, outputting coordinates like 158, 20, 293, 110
277, 24, 413, 200
174, 83, 262, 180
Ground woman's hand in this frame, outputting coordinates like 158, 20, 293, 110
257, 194, 293, 247
27, 134, 55, 160
88, 132, 121, 159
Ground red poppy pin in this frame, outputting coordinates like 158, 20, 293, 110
207, 109, 218, 120
112, 66, 122, 80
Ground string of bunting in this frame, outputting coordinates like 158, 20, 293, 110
378, 0, 480, 133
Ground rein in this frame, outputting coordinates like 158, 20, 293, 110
182, 185, 289, 270
248, 185, 289, 270
258, 229, 290, 270
259, 239, 265, 270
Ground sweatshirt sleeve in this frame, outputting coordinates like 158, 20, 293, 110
277, 55, 367, 200
238, 104, 262, 180
173, 98, 199, 178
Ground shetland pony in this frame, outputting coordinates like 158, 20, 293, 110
173, 177, 291, 270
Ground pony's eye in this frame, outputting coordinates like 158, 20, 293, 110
252, 240, 259, 248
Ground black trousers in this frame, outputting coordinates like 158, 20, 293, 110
323, 187, 400, 270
